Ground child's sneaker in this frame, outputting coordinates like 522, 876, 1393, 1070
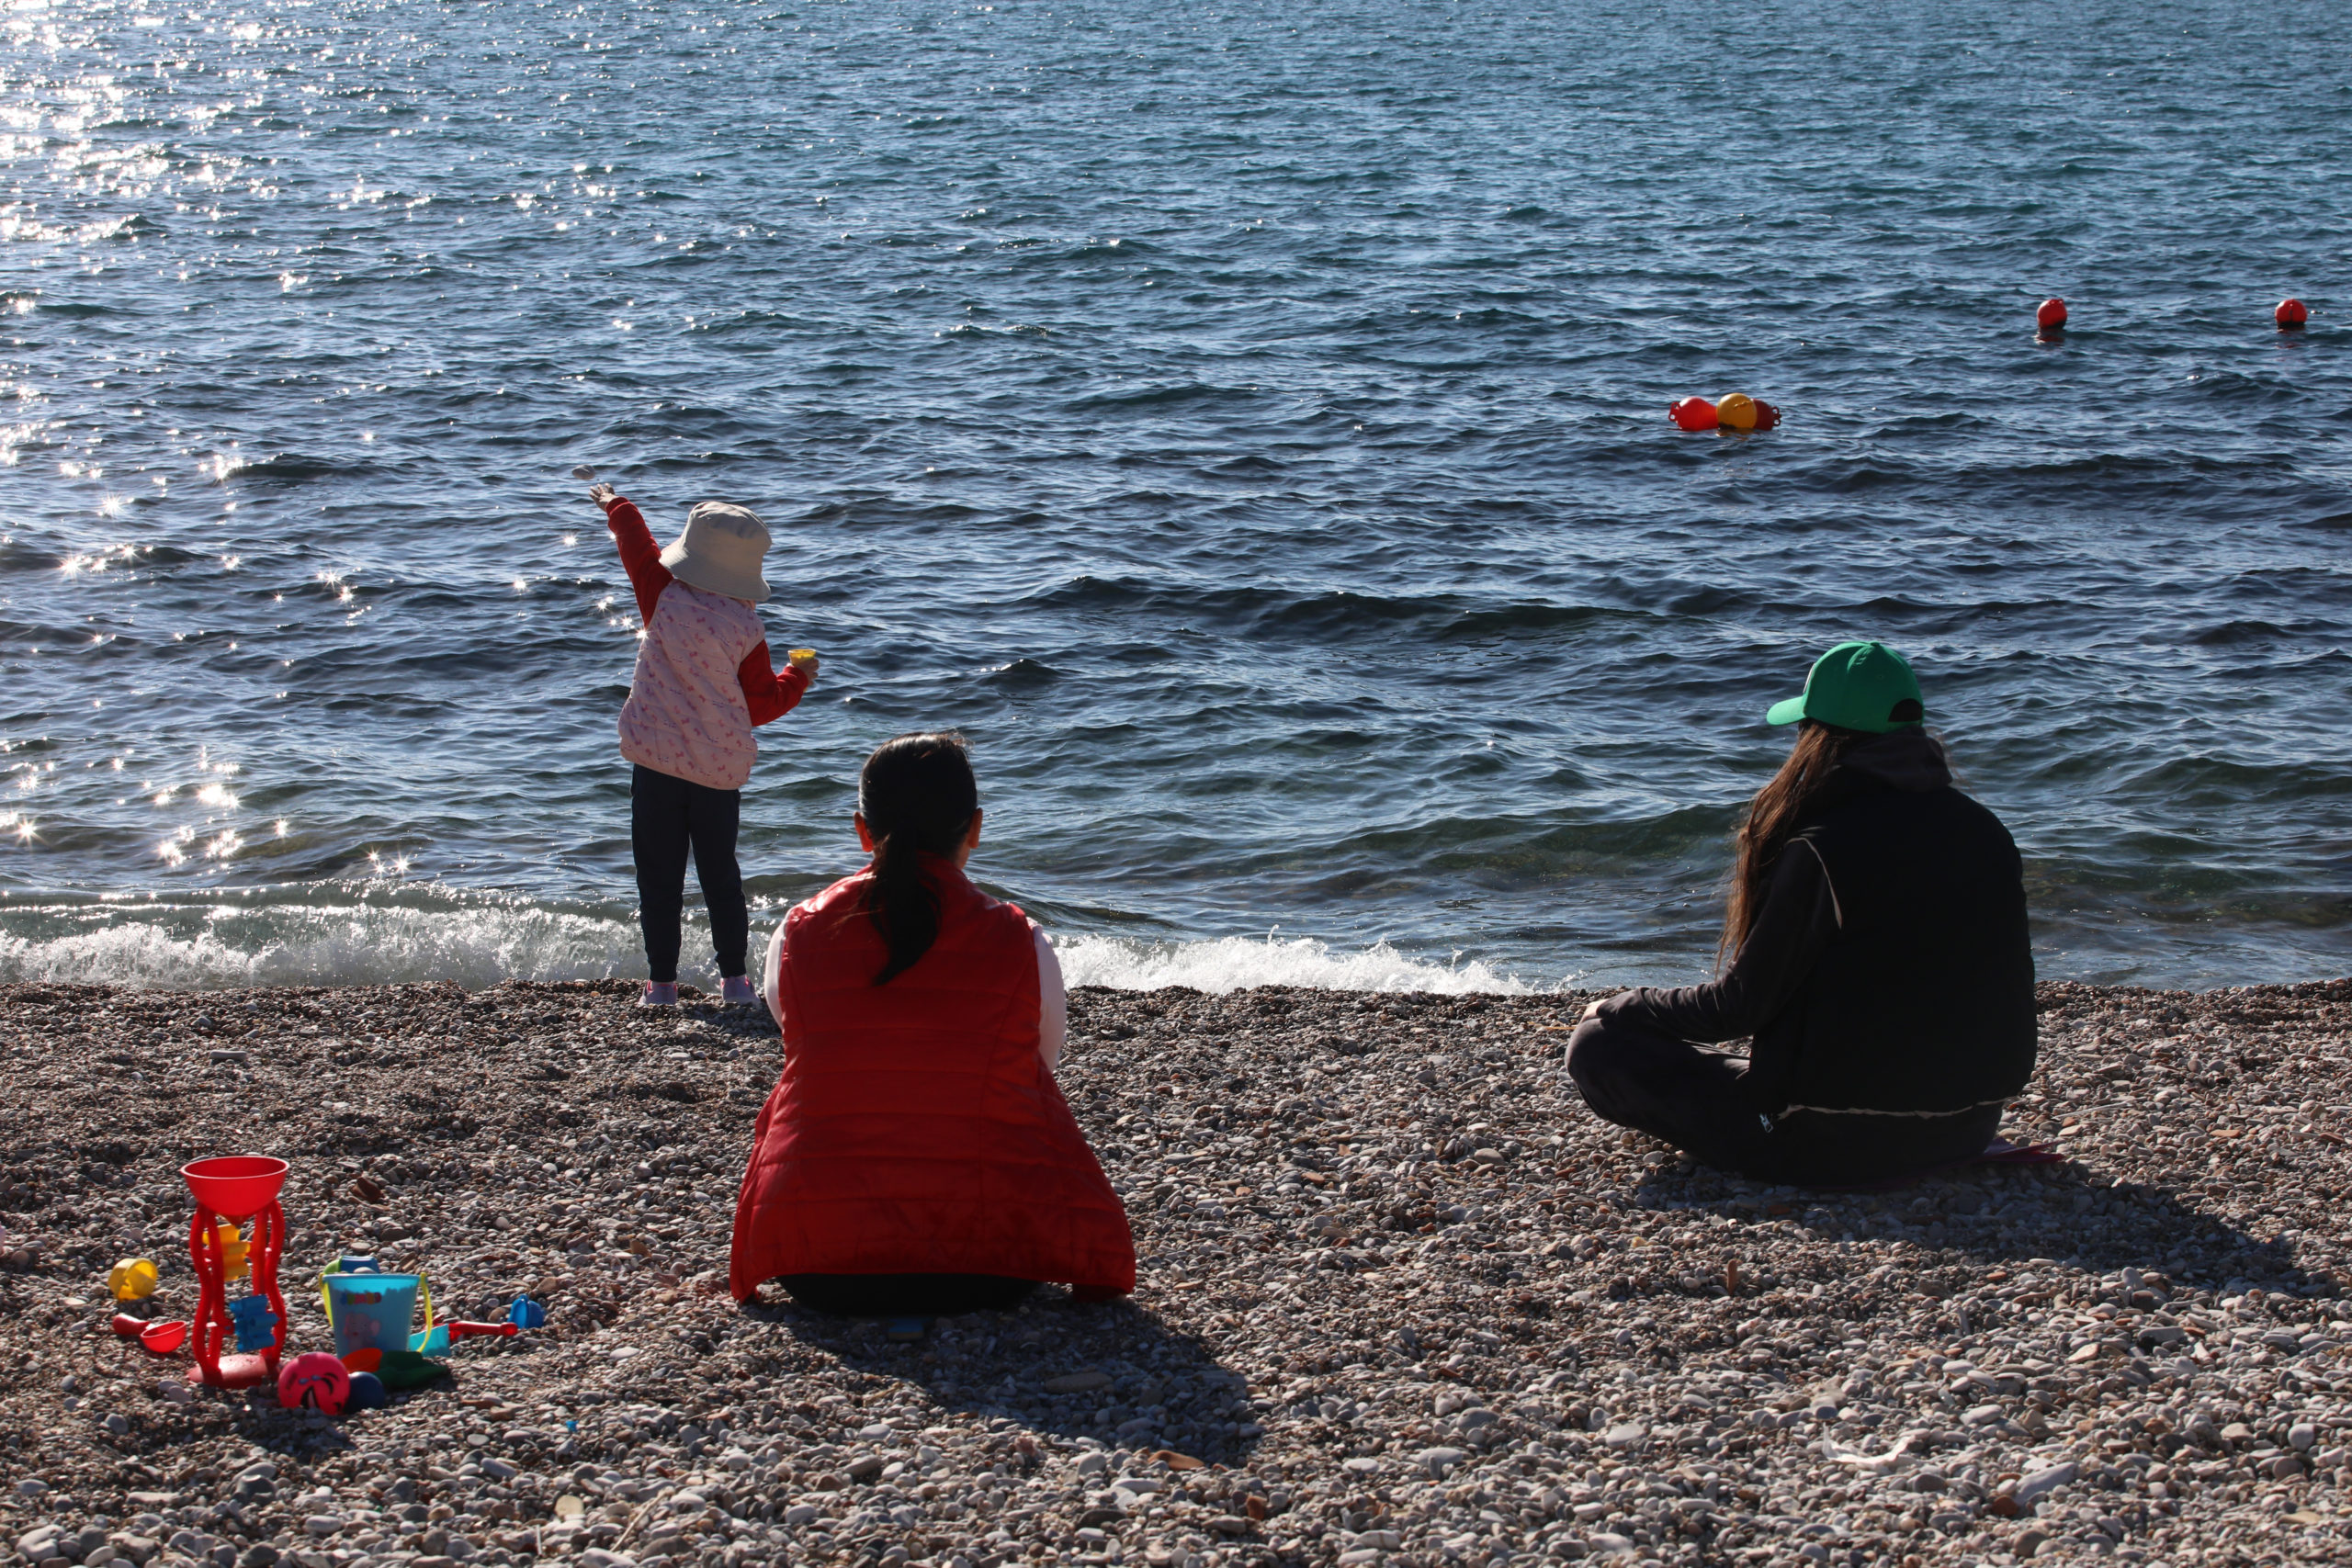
720, 976, 759, 1008
639, 981, 679, 1008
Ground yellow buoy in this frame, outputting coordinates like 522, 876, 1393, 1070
1715, 393, 1758, 431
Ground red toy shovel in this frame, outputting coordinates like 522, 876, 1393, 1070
113, 1314, 190, 1355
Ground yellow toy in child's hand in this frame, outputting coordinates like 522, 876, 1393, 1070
108, 1258, 159, 1302
789, 649, 820, 679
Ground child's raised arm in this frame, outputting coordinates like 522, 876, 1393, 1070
594, 486, 671, 625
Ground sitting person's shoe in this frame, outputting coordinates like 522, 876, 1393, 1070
720, 975, 759, 1008
639, 981, 679, 1008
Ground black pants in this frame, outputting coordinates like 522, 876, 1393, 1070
630, 764, 748, 984
1566, 1014, 2002, 1188
778, 1274, 1039, 1318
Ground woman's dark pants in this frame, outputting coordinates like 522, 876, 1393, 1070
630, 763, 748, 983
1566, 1015, 2001, 1187
778, 1274, 1039, 1317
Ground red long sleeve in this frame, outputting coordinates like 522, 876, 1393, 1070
739, 644, 809, 727
603, 497, 671, 625
609, 494, 808, 728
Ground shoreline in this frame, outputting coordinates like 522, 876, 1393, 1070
6, 887, 2345, 1000
3, 977, 2350, 1567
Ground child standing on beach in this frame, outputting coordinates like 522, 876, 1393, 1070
592, 482, 817, 1007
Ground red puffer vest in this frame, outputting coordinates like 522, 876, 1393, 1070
729, 859, 1135, 1302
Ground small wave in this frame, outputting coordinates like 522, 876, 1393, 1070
2188, 619, 2294, 646
0, 897, 1562, 998
985, 657, 1061, 686
1064, 383, 1256, 413
2182, 369, 2296, 404
1053, 931, 1551, 996
1024, 575, 1606, 642
235, 453, 368, 483
0, 894, 639, 990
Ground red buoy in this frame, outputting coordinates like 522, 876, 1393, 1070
1669, 396, 1719, 432
2036, 298, 2068, 331
1750, 399, 1781, 432
2277, 298, 2309, 330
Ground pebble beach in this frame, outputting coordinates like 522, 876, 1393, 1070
5, 977, 2352, 1568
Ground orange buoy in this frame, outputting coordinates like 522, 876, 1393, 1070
2277, 298, 2309, 330
2036, 298, 2067, 331
1715, 393, 1758, 431
1670, 396, 1719, 432
1750, 399, 1781, 432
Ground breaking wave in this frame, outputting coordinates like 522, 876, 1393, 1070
0, 892, 1558, 995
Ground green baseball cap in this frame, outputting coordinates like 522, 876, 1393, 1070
1765, 640, 1925, 733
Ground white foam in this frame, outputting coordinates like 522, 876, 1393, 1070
0, 893, 1566, 995
0, 894, 641, 990
1051, 931, 1555, 996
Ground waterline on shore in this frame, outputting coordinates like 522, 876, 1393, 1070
0, 888, 629, 990
0, 889, 1559, 994
1053, 931, 1552, 996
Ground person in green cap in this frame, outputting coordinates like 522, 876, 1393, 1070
1565, 640, 2036, 1186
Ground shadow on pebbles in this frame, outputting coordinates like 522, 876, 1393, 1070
3, 977, 2352, 1568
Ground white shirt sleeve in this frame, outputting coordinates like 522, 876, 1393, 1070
763, 917, 789, 1033
1033, 920, 1066, 1073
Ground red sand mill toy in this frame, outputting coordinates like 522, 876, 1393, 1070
182, 1156, 290, 1388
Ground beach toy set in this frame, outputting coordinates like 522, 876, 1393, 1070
101, 1155, 547, 1412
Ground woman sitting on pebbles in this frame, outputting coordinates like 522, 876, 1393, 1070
1566, 640, 2036, 1187
729, 732, 1135, 1317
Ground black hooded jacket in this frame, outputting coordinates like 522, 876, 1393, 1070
1599, 728, 2037, 1120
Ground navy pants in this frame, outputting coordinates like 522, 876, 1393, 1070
630, 764, 748, 983
1566, 1014, 2001, 1187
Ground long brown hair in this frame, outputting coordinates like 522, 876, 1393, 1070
857, 732, 979, 986
1721, 721, 1865, 966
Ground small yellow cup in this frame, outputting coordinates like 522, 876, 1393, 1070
108, 1257, 160, 1302
788, 648, 818, 669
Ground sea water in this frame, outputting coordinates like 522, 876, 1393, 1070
4, 0, 2349, 993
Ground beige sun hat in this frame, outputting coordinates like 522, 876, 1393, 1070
659, 502, 770, 603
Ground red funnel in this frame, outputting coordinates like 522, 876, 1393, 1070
182, 1156, 288, 1222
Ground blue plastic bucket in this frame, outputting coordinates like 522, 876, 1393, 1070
323, 1271, 422, 1358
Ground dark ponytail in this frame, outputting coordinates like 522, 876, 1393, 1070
858, 732, 980, 985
